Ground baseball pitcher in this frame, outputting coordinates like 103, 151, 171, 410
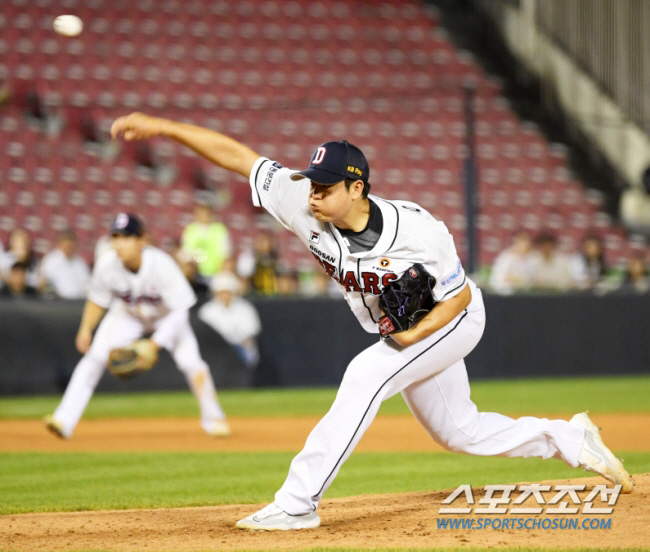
44, 213, 230, 439
111, 113, 632, 531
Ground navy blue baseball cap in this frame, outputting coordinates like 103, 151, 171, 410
290, 140, 370, 185
110, 213, 144, 237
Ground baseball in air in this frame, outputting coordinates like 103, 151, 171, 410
53, 15, 83, 37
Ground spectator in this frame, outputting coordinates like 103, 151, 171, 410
80, 112, 120, 160
238, 233, 279, 295
0, 71, 11, 106
135, 141, 157, 171
181, 201, 232, 284
488, 231, 534, 295
571, 234, 608, 291
276, 268, 300, 295
0, 227, 41, 290
0, 261, 40, 299
24, 87, 64, 136
40, 229, 90, 299
620, 254, 650, 293
25, 88, 47, 125
171, 241, 210, 301
81, 113, 102, 145
528, 232, 576, 292
198, 271, 262, 371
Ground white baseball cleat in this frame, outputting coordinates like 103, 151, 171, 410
235, 502, 321, 531
43, 414, 67, 439
205, 419, 232, 437
571, 412, 633, 493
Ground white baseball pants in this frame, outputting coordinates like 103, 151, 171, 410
52, 309, 225, 437
275, 283, 586, 515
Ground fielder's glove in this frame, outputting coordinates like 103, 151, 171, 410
107, 338, 159, 380
378, 264, 436, 336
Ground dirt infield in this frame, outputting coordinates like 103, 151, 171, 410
1, 414, 649, 550
3, 413, 650, 452
2, 475, 649, 550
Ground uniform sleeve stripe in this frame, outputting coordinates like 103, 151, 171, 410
315, 309, 469, 497
439, 275, 467, 300
252, 159, 266, 208
330, 226, 344, 280
358, 259, 377, 323
360, 295, 377, 324
387, 202, 399, 251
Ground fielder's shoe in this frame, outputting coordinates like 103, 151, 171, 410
43, 414, 66, 439
205, 419, 232, 437
572, 412, 633, 493
235, 502, 321, 531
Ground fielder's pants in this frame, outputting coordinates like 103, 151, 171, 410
52, 309, 225, 437
274, 283, 585, 514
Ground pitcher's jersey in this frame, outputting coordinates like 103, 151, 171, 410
88, 246, 196, 323
250, 157, 468, 333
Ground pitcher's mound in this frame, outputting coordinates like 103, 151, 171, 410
3, 474, 647, 550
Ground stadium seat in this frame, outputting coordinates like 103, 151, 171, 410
0, 0, 644, 268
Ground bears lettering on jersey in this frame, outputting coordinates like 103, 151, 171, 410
311, 250, 397, 295
341, 271, 363, 292
115, 291, 162, 305
361, 272, 381, 295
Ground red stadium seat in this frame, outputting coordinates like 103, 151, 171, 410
0, 0, 644, 271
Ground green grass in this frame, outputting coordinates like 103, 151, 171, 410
1, 376, 649, 516
1, 375, 650, 420
1, 451, 649, 515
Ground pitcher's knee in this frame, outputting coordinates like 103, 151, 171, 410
443, 420, 481, 453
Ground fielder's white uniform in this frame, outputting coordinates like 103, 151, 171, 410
198, 296, 261, 369
52, 246, 226, 437
250, 157, 586, 515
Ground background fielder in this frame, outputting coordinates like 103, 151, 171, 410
44, 213, 230, 438
111, 113, 632, 531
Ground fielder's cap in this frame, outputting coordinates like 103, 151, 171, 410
110, 212, 144, 237
211, 271, 241, 293
290, 140, 369, 185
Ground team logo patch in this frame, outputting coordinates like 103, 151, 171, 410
380, 258, 390, 267
409, 267, 418, 278
310, 231, 320, 244
312, 147, 326, 164
115, 212, 129, 229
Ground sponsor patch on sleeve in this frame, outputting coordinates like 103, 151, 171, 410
262, 161, 283, 192
440, 259, 463, 288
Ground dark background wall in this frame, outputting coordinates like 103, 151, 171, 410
1, 294, 649, 396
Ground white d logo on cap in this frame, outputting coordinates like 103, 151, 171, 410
115, 212, 129, 229
311, 147, 326, 165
